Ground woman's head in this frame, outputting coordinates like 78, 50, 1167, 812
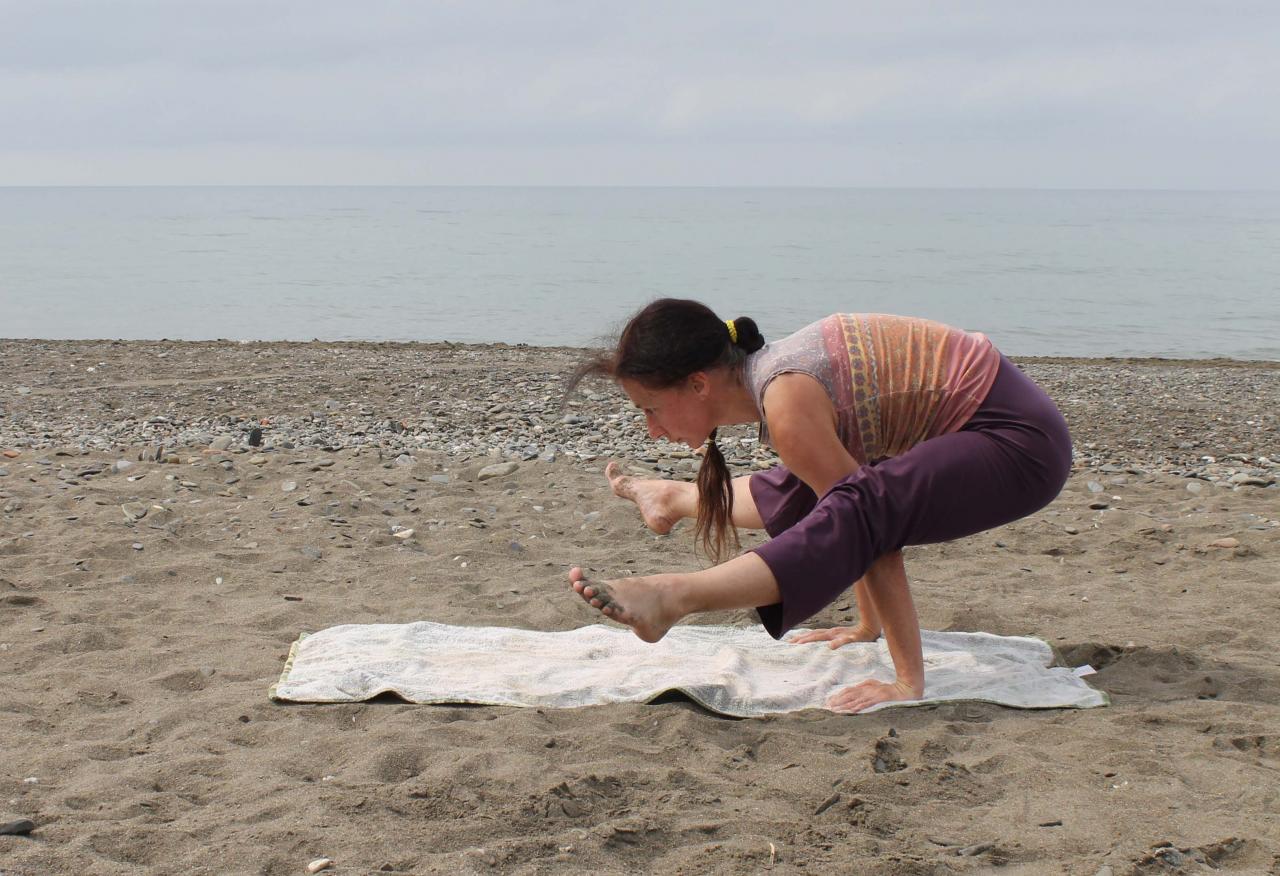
569, 298, 766, 563
605, 298, 763, 389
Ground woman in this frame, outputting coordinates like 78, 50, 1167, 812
567, 299, 1071, 714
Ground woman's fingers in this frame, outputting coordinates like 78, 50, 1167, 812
789, 627, 842, 644
825, 679, 916, 714
792, 625, 881, 649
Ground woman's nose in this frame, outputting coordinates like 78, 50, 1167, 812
644, 413, 665, 440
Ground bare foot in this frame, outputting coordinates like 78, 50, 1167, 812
605, 462, 684, 535
568, 566, 682, 643
789, 625, 882, 649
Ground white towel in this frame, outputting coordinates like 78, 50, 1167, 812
270, 622, 1107, 717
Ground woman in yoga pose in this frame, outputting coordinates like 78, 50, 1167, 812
568, 299, 1071, 714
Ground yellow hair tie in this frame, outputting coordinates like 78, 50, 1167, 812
725, 319, 738, 344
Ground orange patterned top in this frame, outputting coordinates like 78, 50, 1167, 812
743, 314, 1001, 464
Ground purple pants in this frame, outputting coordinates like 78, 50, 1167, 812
748, 355, 1072, 638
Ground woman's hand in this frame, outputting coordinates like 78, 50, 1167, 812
789, 625, 880, 648
826, 677, 922, 714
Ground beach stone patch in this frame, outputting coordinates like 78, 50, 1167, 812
477, 462, 519, 481
210, 435, 234, 451
282, 481, 298, 493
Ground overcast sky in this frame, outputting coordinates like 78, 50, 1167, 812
3, 1, 1278, 188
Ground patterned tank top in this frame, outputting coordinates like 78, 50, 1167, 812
742, 314, 1001, 464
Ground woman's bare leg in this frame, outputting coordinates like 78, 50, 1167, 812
606, 462, 765, 532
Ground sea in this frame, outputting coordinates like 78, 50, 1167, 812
2, 186, 1277, 360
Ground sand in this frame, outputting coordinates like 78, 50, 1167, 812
1, 341, 1278, 875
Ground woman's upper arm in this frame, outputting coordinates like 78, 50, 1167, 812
762, 373, 859, 496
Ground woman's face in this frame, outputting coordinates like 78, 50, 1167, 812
619, 375, 712, 448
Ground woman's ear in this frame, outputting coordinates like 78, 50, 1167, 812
688, 371, 710, 398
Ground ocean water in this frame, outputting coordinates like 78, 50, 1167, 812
2, 186, 1277, 359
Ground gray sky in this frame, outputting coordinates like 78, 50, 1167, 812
3, 1, 1278, 188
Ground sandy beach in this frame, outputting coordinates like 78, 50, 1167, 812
2, 339, 1278, 875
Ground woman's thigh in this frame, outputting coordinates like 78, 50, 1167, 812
862, 425, 1068, 549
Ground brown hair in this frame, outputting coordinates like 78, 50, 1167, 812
568, 299, 766, 563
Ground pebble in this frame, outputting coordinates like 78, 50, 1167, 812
0, 818, 36, 836
1086, 481, 1104, 493
1208, 538, 1240, 549
307, 859, 334, 873
210, 436, 234, 451
477, 462, 519, 481
249, 455, 268, 466
282, 481, 298, 493
121, 502, 148, 521
301, 545, 323, 560
132, 542, 144, 551
0, 467, 8, 477
393, 529, 415, 539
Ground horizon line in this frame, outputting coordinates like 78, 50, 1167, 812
3, 183, 1278, 194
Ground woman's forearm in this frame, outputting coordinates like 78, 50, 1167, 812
862, 551, 924, 694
